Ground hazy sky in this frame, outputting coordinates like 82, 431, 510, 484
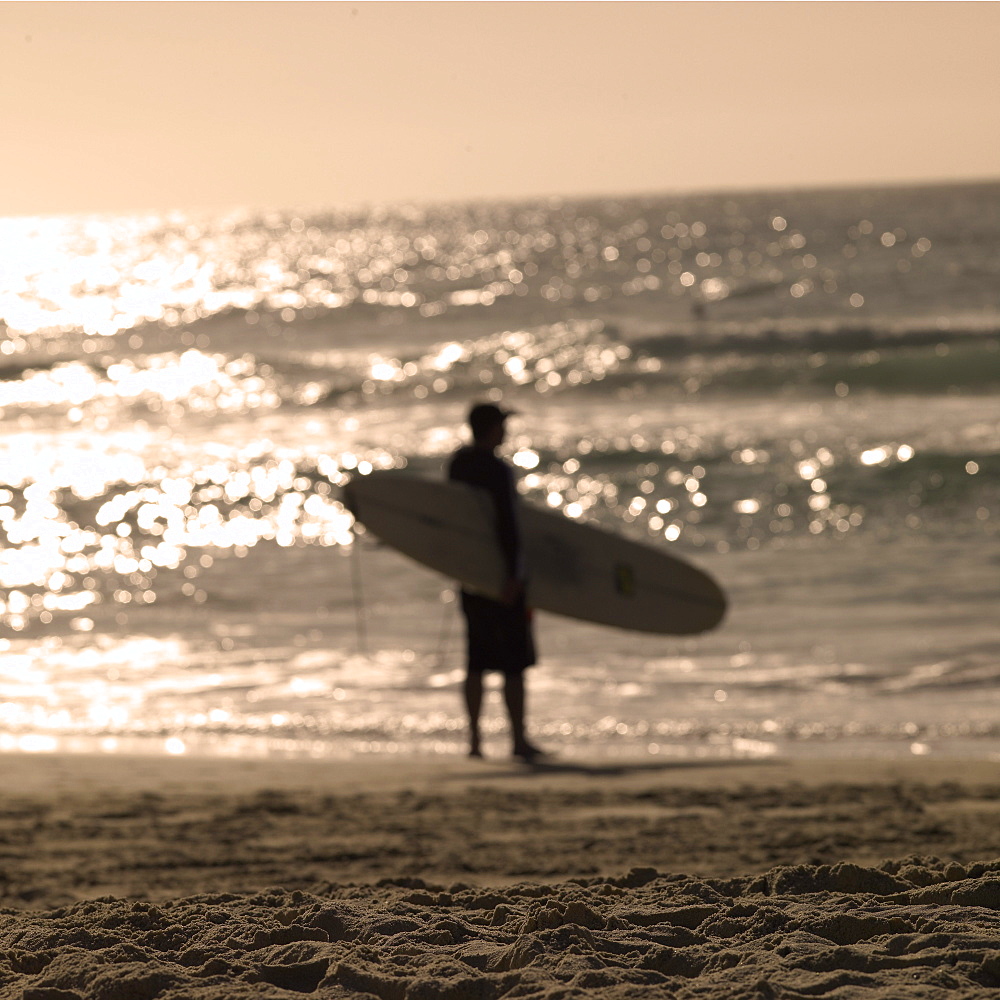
2, 1, 998, 216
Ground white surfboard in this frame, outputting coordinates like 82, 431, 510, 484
343, 471, 726, 636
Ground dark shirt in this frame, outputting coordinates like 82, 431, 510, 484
448, 445, 522, 581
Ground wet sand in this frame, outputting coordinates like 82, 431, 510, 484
1, 751, 999, 998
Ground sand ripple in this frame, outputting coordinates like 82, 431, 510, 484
3, 858, 1000, 999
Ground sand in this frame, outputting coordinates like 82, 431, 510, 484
1, 751, 998, 999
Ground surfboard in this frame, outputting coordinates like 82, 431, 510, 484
343, 471, 726, 636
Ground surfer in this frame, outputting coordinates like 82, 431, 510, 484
448, 403, 543, 762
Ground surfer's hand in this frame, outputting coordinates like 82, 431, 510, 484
500, 578, 523, 605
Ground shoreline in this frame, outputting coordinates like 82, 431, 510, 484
5, 746, 1000, 799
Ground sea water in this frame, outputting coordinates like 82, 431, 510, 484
0, 181, 998, 761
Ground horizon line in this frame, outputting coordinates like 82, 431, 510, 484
4, 174, 999, 223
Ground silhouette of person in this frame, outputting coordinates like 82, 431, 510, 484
448, 402, 542, 762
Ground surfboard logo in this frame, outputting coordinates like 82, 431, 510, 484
614, 562, 636, 597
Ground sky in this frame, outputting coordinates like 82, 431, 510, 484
2, 1, 998, 216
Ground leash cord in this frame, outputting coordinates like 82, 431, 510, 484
435, 589, 458, 668
349, 526, 368, 655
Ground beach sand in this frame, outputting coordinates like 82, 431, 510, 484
1, 751, 998, 998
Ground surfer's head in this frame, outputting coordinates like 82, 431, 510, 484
468, 402, 514, 447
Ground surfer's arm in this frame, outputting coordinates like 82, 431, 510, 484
449, 449, 523, 600
493, 464, 524, 589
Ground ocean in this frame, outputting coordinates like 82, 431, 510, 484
0, 180, 997, 761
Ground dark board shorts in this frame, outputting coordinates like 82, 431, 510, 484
460, 590, 537, 675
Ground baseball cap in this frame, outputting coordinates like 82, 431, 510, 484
468, 402, 516, 435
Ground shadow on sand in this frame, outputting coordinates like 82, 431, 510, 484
444, 756, 778, 780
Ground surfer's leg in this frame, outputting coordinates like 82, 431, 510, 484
506, 673, 547, 762
504, 672, 528, 756
464, 670, 484, 757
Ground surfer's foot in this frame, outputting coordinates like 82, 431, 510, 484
468, 746, 483, 759
513, 741, 548, 764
